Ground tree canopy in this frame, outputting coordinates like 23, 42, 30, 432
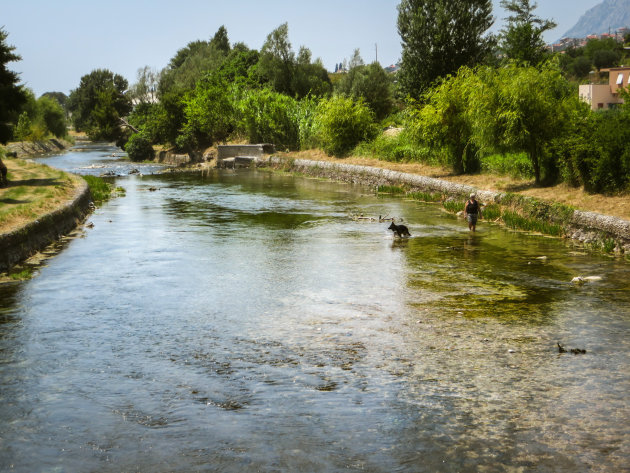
397, 0, 495, 99
0, 28, 27, 144
499, 0, 556, 65
67, 69, 132, 142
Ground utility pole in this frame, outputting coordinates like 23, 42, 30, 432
375, 43, 378, 64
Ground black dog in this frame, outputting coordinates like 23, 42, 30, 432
388, 221, 411, 237
0, 157, 7, 188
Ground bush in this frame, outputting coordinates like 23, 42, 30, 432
125, 133, 155, 162
480, 152, 534, 179
314, 96, 377, 157
237, 88, 299, 150
353, 132, 434, 163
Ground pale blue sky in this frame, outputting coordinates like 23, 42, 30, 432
1, 0, 604, 96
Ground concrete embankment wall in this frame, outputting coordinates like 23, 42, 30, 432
4, 138, 73, 158
263, 157, 630, 254
0, 180, 92, 273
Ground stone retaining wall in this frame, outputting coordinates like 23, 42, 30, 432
264, 157, 630, 253
0, 180, 92, 273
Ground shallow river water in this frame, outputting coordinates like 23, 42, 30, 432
1, 145, 629, 472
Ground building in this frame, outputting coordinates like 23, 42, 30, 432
579, 66, 630, 110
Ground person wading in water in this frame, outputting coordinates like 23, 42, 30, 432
464, 193, 481, 232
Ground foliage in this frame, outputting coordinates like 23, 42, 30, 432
314, 96, 377, 157
128, 66, 161, 105
258, 23, 331, 98
353, 132, 434, 163
67, 69, 132, 142
408, 67, 481, 174
336, 61, 395, 120
236, 88, 299, 150
397, 0, 495, 98
125, 132, 155, 162
159, 26, 232, 94
14, 112, 33, 141
178, 73, 234, 151
37, 95, 67, 137
82, 175, 114, 203
468, 62, 574, 184
499, 0, 556, 65
0, 28, 27, 144
479, 152, 533, 179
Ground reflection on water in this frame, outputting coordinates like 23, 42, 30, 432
1, 151, 629, 472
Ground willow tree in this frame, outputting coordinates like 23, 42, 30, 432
469, 62, 573, 185
397, 0, 495, 99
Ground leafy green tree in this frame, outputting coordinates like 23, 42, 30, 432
237, 88, 299, 150
409, 67, 480, 173
470, 62, 573, 185
0, 28, 27, 143
258, 23, 295, 96
125, 132, 155, 161
592, 49, 620, 70
397, 0, 495, 98
37, 95, 67, 137
499, 0, 556, 65
336, 62, 394, 120
67, 69, 132, 141
178, 73, 234, 151
14, 111, 32, 141
314, 95, 377, 156
258, 24, 330, 98
159, 26, 232, 94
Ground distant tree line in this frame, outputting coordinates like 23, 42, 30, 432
1, 0, 629, 193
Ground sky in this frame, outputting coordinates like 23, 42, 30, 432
1, 0, 605, 97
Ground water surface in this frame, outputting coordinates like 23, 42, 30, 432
1, 146, 629, 472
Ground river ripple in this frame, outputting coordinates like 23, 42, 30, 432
1, 147, 629, 472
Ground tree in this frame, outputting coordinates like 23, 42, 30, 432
258, 24, 331, 99
499, 0, 556, 65
129, 66, 161, 105
470, 62, 573, 185
258, 23, 295, 96
0, 28, 27, 143
397, 0, 495, 98
410, 67, 481, 174
178, 73, 234, 151
336, 62, 394, 120
37, 95, 67, 137
67, 69, 132, 141
314, 96, 377, 156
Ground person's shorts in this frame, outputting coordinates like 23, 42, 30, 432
467, 213, 478, 225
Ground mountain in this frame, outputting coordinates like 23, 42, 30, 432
562, 0, 630, 38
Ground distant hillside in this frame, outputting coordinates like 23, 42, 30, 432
563, 0, 630, 38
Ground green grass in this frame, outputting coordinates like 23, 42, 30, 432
9, 268, 34, 280
502, 210, 563, 236
480, 152, 534, 179
443, 200, 464, 213
377, 185, 406, 195
407, 191, 442, 202
481, 203, 501, 220
81, 175, 114, 202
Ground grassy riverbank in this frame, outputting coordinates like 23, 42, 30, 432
0, 157, 85, 235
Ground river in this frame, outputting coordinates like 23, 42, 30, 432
1, 144, 629, 472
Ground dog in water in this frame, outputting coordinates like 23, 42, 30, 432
388, 221, 411, 238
